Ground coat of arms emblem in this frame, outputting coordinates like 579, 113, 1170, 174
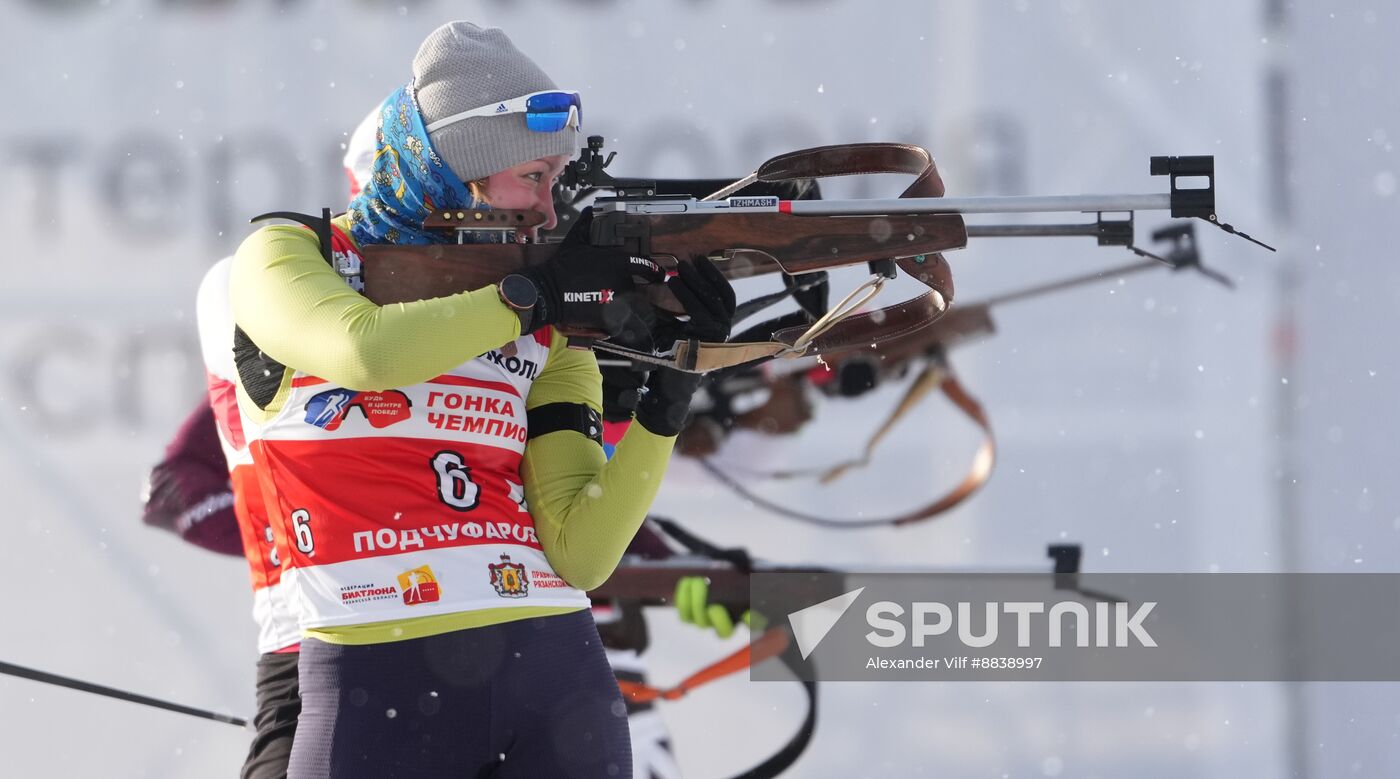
488, 554, 528, 598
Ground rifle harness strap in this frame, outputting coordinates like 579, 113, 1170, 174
651, 517, 754, 572
616, 626, 790, 705
616, 628, 818, 779
654, 143, 957, 373
701, 357, 996, 528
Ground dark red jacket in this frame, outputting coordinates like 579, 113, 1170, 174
141, 397, 243, 556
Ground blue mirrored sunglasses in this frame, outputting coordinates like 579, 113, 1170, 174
425, 90, 582, 134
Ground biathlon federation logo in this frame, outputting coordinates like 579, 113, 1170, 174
397, 565, 441, 605
488, 554, 529, 598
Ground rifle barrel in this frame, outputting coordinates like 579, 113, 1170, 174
786, 193, 1172, 216
967, 223, 1104, 238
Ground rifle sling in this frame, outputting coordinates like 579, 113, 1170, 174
616, 626, 789, 705
700, 360, 996, 528
683, 142, 955, 371
614, 628, 819, 779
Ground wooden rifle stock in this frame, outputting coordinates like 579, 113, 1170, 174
587, 558, 846, 611
358, 211, 964, 310
825, 302, 996, 381
360, 241, 556, 305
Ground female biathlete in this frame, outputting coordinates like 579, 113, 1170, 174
230, 21, 733, 778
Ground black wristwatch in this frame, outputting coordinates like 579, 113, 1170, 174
497, 274, 540, 330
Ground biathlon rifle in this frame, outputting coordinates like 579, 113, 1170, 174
356, 136, 1271, 374
697, 222, 1232, 529
587, 525, 1118, 779
591, 530, 1118, 610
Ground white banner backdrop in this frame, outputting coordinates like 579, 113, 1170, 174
2, 0, 1358, 776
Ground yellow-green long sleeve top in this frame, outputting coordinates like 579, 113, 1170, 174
231, 220, 675, 643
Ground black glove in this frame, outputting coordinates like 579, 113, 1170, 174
666, 256, 736, 343
516, 209, 664, 335
600, 363, 649, 422
635, 257, 737, 437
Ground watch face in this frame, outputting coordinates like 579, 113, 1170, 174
501, 275, 538, 309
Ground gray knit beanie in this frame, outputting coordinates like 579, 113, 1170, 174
412, 21, 578, 184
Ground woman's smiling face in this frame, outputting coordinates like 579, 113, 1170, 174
482, 154, 570, 240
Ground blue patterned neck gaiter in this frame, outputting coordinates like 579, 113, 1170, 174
347, 85, 480, 246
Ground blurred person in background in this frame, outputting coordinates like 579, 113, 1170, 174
141, 101, 387, 779
228, 20, 732, 778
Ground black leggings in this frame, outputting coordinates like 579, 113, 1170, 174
242, 651, 301, 779
287, 609, 630, 778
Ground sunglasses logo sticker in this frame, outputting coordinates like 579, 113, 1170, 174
304, 388, 412, 431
